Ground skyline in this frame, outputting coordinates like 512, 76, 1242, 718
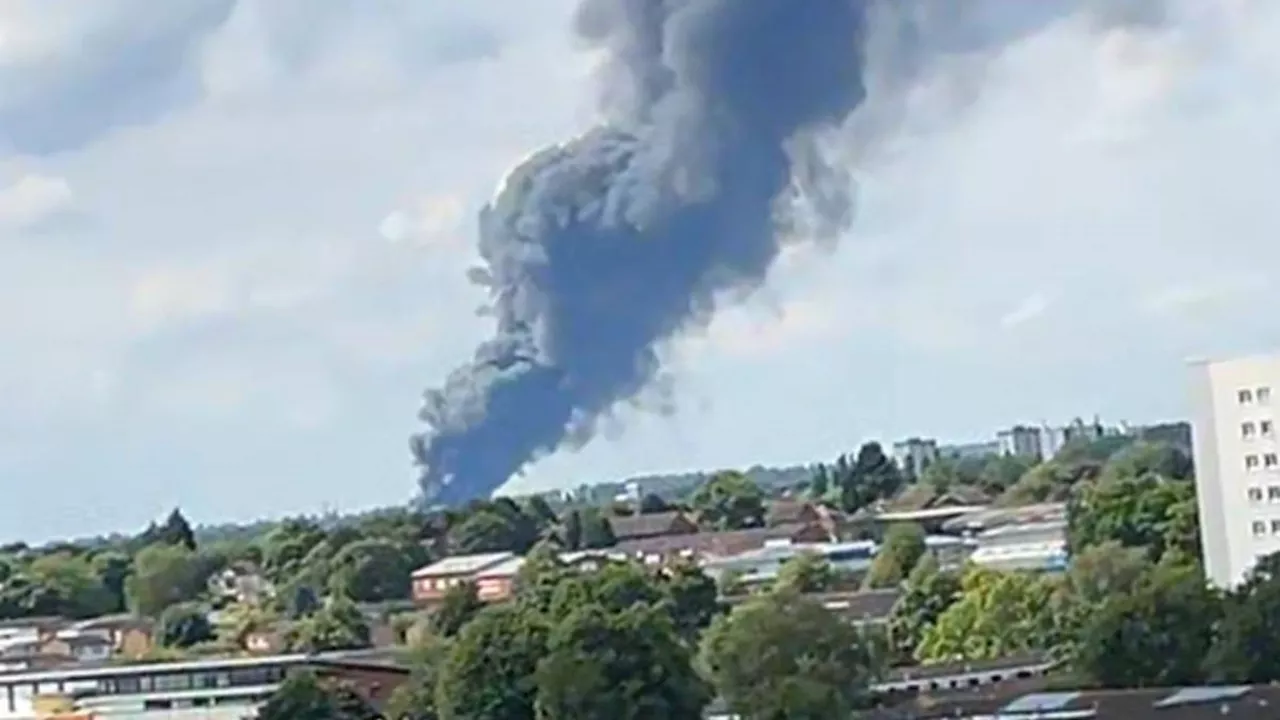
3, 0, 1280, 542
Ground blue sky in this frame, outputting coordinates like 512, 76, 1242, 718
2, 0, 1279, 542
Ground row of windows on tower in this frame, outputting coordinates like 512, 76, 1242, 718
1246, 486, 1280, 502
1250, 519, 1280, 537
1242, 420, 1275, 439
1245, 453, 1279, 471
1239, 386, 1273, 405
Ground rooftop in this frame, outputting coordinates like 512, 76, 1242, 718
411, 551, 515, 578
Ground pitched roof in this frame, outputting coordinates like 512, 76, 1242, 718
614, 522, 825, 558
606, 511, 695, 541
764, 499, 818, 526
411, 552, 515, 578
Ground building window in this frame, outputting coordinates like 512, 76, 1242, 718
1272, 519, 1280, 535
1269, 454, 1280, 469
1247, 454, 1261, 471
1260, 387, 1273, 404
1264, 420, 1275, 438
1244, 422, 1258, 439
1253, 521, 1267, 536
1250, 487, 1264, 502
1269, 486, 1280, 502
1241, 389, 1256, 404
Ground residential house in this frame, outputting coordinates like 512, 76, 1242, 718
472, 555, 526, 603
850, 485, 990, 536
208, 562, 275, 606
40, 633, 114, 665
765, 500, 844, 537
66, 615, 155, 659
411, 552, 515, 604
607, 511, 699, 543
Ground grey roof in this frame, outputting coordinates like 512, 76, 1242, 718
607, 511, 695, 540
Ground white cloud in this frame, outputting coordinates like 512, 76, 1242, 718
0, 173, 72, 229
379, 195, 465, 247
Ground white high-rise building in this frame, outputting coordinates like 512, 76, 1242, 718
1189, 353, 1280, 588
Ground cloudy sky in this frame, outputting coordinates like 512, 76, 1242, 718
3, 0, 1278, 542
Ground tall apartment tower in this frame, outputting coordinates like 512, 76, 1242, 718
1189, 353, 1280, 588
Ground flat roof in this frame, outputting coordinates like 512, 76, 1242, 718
876, 505, 988, 522
0, 649, 404, 685
411, 551, 515, 578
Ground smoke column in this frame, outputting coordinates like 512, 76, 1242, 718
411, 0, 870, 506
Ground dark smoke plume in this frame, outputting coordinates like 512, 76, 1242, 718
412, 0, 870, 506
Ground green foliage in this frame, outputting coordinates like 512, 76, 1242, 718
1073, 557, 1220, 688
155, 602, 214, 648
774, 552, 838, 594
126, 544, 218, 618
700, 590, 877, 720
817, 442, 905, 514
1067, 474, 1199, 561
20, 552, 116, 619
1205, 552, 1280, 684
436, 603, 547, 720
864, 523, 926, 589
659, 561, 723, 644
256, 670, 379, 720
283, 595, 371, 653
690, 471, 767, 531
535, 603, 710, 720
887, 555, 961, 663
431, 582, 484, 638
916, 566, 1057, 663
327, 538, 413, 603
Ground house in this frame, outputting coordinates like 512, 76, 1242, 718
471, 555, 526, 603
0, 616, 63, 645
208, 562, 275, 605
607, 511, 699, 542
411, 552, 516, 604
764, 500, 844, 537
67, 615, 155, 659
40, 633, 114, 665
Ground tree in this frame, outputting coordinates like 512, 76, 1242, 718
436, 604, 547, 720
833, 442, 904, 513
1067, 474, 1199, 561
638, 493, 673, 514
887, 554, 960, 663
1205, 552, 1280, 684
259, 519, 328, 584
387, 637, 446, 720
535, 604, 709, 720
155, 602, 214, 648
432, 582, 484, 638
25, 552, 116, 619
916, 567, 1056, 662
775, 552, 838, 594
578, 508, 617, 550
659, 561, 722, 644
91, 550, 132, 614
700, 590, 876, 720
284, 596, 371, 653
864, 523, 926, 589
256, 670, 379, 720
1103, 441, 1193, 482
1074, 557, 1220, 688
159, 508, 198, 551
126, 544, 215, 618
690, 471, 766, 531
327, 538, 413, 603
1051, 541, 1149, 646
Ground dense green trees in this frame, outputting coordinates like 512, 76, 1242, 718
690, 471, 767, 530
701, 589, 878, 719
864, 523, 926, 589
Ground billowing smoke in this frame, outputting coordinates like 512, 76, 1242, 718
411, 0, 871, 506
